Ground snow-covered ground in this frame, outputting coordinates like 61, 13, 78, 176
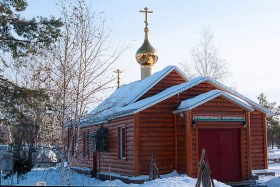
0, 167, 229, 187
2, 148, 280, 186
256, 148, 280, 187
259, 163, 280, 187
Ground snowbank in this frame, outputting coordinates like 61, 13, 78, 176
257, 148, 280, 186
139, 175, 229, 187
1, 167, 230, 186
36, 148, 58, 163
4, 147, 280, 186
265, 176, 280, 187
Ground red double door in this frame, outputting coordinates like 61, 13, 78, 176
198, 128, 241, 182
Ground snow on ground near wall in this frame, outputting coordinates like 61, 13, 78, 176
1, 167, 230, 187
4, 147, 280, 186
258, 148, 280, 187
258, 163, 280, 184
138, 175, 229, 187
268, 148, 280, 160
1, 167, 127, 186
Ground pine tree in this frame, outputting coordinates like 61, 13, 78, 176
0, 1, 63, 181
0, 0, 62, 58
0, 76, 49, 144
0, 0, 63, 145
0, 76, 50, 183
258, 93, 280, 148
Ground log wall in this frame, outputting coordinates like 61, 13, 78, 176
250, 111, 267, 170
72, 115, 136, 176
138, 105, 175, 174
176, 113, 186, 174
137, 82, 217, 175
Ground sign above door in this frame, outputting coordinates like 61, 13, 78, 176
193, 114, 245, 122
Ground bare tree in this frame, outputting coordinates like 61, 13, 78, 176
1, 1, 125, 184
181, 28, 230, 82
0, 57, 56, 148
44, 0, 126, 185
1, 52, 61, 146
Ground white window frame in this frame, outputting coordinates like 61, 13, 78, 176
91, 136, 96, 152
119, 127, 126, 159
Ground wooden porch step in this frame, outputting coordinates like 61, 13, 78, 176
252, 169, 275, 177
225, 180, 256, 186
97, 172, 146, 184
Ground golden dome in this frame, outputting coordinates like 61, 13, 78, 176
136, 7, 158, 79
135, 30, 158, 66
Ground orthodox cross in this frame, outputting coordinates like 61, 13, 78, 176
139, 7, 153, 29
114, 69, 122, 89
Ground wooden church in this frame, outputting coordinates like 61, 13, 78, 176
71, 7, 274, 184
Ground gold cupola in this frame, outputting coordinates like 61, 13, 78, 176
136, 7, 158, 80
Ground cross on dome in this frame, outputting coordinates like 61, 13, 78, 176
136, 7, 158, 80
139, 7, 153, 30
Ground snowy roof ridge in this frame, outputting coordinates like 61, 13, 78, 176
112, 76, 274, 119
88, 66, 175, 114
85, 67, 274, 126
173, 90, 254, 113
84, 65, 189, 125
205, 78, 275, 117
129, 65, 189, 104
110, 77, 207, 119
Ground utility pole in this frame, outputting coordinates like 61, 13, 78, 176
113, 69, 122, 89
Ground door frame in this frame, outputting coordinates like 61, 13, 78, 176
197, 127, 241, 182
92, 152, 100, 177
195, 122, 248, 181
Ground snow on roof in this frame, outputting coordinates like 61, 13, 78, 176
111, 77, 208, 118
173, 90, 254, 113
111, 76, 274, 119
205, 78, 275, 117
82, 66, 274, 126
82, 65, 189, 126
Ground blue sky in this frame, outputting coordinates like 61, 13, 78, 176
24, 0, 280, 105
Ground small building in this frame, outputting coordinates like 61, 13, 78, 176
70, 7, 275, 184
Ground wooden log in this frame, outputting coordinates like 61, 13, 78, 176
263, 113, 268, 169
246, 112, 252, 179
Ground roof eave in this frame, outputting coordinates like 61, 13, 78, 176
110, 113, 134, 120
206, 79, 275, 117
173, 91, 254, 114
131, 78, 207, 115
221, 93, 254, 112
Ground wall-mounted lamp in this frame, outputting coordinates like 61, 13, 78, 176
243, 121, 248, 129
192, 120, 197, 128
180, 112, 184, 118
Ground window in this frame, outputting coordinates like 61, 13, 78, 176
119, 127, 126, 159
83, 132, 89, 157
90, 128, 108, 152
91, 136, 97, 152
